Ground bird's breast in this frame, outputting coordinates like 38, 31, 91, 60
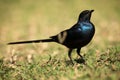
80, 23, 94, 36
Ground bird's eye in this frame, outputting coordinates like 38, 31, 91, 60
85, 11, 89, 14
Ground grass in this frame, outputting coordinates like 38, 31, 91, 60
0, 0, 120, 80
0, 45, 120, 80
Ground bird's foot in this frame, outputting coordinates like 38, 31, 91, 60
75, 58, 85, 64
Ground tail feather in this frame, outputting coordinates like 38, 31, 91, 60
7, 38, 53, 45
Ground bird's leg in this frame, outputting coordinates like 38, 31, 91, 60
76, 48, 85, 64
76, 48, 83, 58
68, 49, 74, 65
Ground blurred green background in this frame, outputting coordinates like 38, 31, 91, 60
0, 0, 120, 80
0, 0, 120, 56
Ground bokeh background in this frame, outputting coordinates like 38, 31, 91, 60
0, 0, 120, 55
0, 0, 120, 80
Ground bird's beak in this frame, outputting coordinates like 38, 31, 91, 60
90, 10, 94, 13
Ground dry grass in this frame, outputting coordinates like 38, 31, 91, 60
0, 0, 120, 80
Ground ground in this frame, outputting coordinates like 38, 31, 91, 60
0, 0, 120, 80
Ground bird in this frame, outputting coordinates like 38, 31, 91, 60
8, 10, 95, 64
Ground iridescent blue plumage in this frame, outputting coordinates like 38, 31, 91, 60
8, 10, 95, 64
60, 21, 95, 49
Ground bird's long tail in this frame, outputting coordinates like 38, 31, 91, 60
7, 38, 54, 45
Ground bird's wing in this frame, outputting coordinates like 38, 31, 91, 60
50, 30, 68, 43
50, 23, 83, 44
64, 23, 83, 41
